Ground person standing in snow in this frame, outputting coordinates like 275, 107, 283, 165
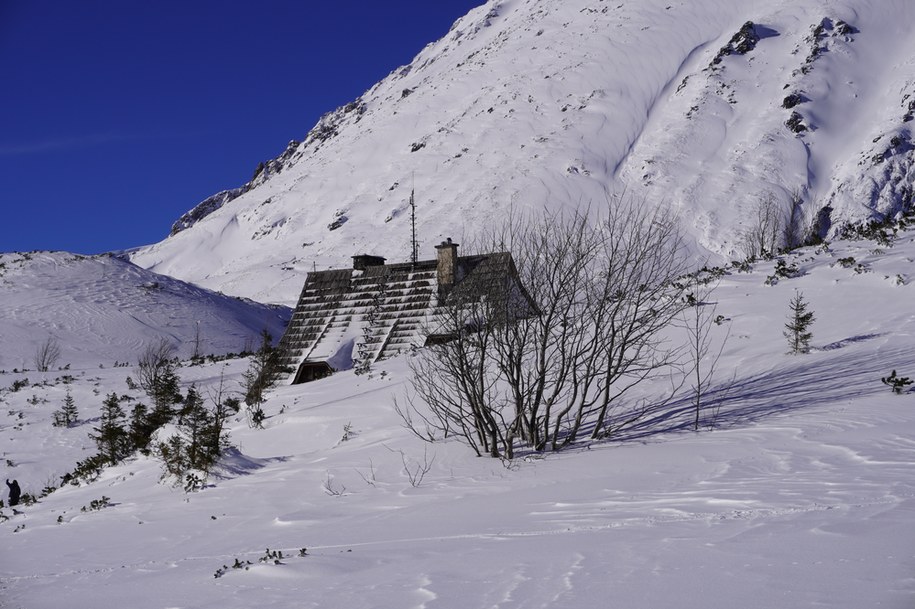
6, 479, 21, 507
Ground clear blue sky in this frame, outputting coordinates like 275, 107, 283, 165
0, 1, 483, 254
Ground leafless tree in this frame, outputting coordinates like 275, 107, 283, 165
741, 191, 783, 259
35, 336, 61, 372
487, 209, 600, 452
135, 338, 181, 426
204, 364, 239, 460
403, 199, 696, 458
241, 330, 283, 428
680, 271, 730, 430
405, 295, 511, 457
191, 321, 202, 361
136, 338, 177, 394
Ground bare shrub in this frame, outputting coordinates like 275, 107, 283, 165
136, 338, 177, 395
680, 272, 730, 430
403, 199, 695, 458
135, 338, 181, 428
741, 191, 783, 259
35, 337, 61, 372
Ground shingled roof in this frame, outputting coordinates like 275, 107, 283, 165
276, 240, 527, 384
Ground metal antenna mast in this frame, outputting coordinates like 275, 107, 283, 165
410, 174, 418, 268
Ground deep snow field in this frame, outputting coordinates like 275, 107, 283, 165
0, 251, 289, 368
2, 224, 915, 608
6, 2, 915, 606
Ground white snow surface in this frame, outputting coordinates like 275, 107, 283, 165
5, 1, 915, 605
3, 227, 915, 607
0, 251, 289, 369
130, 0, 915, 306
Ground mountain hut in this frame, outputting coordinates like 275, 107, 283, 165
276, 239, 533, 384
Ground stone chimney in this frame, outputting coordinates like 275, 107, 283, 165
435, 238, 459, 294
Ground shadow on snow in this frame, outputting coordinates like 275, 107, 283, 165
606, 340, 907, 443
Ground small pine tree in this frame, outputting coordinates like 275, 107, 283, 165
784, 290, 815, 354
157, 383, 236, 483
52, 389, 79, 428
202, 367, 237, 468
201, 395, 236, 470
158, 435, 189, 478
179, 385, 213, 470
128, 403, 153, 454
91, 393, 129, 464
242, 330, 283, 426
148, 360, 182, 429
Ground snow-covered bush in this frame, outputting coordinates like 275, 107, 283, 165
881, 370, 913, 394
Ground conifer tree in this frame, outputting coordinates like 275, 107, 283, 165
158, 384, 233, 480
148, 361, 182, 428
158, 435, 188, 478
179, 385, 212, 470
128, 403, 152, 454
136, 339, 182, 428
52, 389, 79, 428
242, 330, 282, 427
202, 368, 237, 467
92, 393, 128, 464
201, 396, 235, 465
784, 290, 815, 354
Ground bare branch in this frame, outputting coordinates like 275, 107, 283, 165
403, 197, 695, 456
35, 336, 61, 372
322, 472, 346, 496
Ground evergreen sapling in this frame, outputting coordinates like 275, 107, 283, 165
52, 389, 79, 428
91, 393, 129, 465
784, 290, 815, 354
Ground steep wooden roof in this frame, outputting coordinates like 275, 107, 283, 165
276, 252, 522, 383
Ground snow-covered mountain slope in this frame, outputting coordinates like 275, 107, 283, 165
3, 226, 915, 608
130, 0, 915, 305
0, 251, 289, 369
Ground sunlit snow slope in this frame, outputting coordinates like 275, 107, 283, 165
3, 227, 915, 608
131, 0, 915, 305
0, 252, 289, 369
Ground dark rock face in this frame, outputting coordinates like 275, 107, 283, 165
170, 188, 246, 236
712, 21, 760, 65
903, 97, 915, 123
835, 20, 858, 37
808, 205, 833, 242
786, 111, 807, 133
782, 93, 804, 109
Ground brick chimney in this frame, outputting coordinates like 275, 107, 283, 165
435, 238, 459, 294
